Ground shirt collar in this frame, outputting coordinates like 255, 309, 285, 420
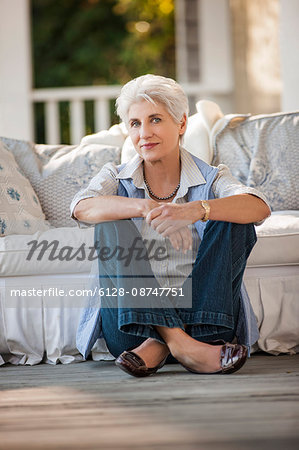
116, 147, 207, 196
116, 153, 145, 189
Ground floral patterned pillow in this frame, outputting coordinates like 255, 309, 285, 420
212, 112, 299, 211
1, 138, 121, 228
0, 142, 50, 236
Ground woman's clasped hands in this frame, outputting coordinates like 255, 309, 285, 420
145, 201, 200, 253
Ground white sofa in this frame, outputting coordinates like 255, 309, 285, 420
1, 101, 299, 365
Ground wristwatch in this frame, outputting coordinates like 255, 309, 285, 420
200, 200, 210, 222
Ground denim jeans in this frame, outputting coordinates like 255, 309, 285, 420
95, 219, 257, 358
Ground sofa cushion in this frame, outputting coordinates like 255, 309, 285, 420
1, 211, 298, 277
212, 111, 299, 210
0, 137, 121, 228
0, 141, 50, 236
248, 211, 299, 267
81, 122, 127, 148
0, 226, 94, 276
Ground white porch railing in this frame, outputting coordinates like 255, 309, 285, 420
31, 83, 231, 145
31, 85, 122, 145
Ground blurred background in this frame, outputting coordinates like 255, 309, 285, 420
0, 0, 298, 144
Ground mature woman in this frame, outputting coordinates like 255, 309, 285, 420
71, 74, 270, 377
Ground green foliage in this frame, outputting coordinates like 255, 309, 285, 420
113, 0, 175, 82
31, 0, 175, 142
31, 0, 175, 87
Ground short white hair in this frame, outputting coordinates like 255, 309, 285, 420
116, 74, 189, 125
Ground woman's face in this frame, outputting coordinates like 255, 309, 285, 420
127, 100, 186, 163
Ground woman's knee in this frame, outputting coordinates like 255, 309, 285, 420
203, 220, 257, 253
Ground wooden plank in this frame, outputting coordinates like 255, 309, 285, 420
0, 354, 298, 449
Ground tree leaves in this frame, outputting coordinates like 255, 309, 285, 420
31, 0, 175, 88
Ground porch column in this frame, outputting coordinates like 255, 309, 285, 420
0, 0, 33, 140
279, 0, 299, 111
175, 0, 233, 113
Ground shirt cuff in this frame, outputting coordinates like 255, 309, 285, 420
70, 195, 97, 229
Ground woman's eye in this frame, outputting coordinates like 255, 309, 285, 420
130, 121, 140, 128
152, 117, 161, 123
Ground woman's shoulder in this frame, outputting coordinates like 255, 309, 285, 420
97, 161, 123, 178
181, 148, 218, 175
99, 155, 142, 182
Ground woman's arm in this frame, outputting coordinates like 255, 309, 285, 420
198, 194, 271, 224
73, 195, 158, 224
146, 194, 271, 236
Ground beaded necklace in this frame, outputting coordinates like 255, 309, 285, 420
144, 177, 180, 200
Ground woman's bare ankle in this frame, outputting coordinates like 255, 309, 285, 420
155, 326, 222, 373
155, 326, 188, 346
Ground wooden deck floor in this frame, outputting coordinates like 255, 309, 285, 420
0, 353, 299, 450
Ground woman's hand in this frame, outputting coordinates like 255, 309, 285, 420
146, 202, 200, 235
145, 202, 200, 251
167, 227, 193, 252
141, 198, 160, 218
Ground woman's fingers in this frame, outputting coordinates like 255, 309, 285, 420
168, 231, 182, 251
154, 219, 173, 234
167, 227, 192, 252
179, 226, 192, 252
158, 220, 188, 235
145, 205, 164, 224
180, 227, 192, 252
146, 203, 186, 226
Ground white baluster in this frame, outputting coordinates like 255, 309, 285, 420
95, 99, 110, 132
70, 100, 85, 144
45, 100, 60, 145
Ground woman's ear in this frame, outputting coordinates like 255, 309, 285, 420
179, 114, 187, 135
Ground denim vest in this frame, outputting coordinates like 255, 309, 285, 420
117, 154, 218, 239
76, 155, 259, 358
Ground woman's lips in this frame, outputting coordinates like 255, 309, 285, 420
141, 143, 158, 149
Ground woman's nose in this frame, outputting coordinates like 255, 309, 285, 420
139, 122, 152, 138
